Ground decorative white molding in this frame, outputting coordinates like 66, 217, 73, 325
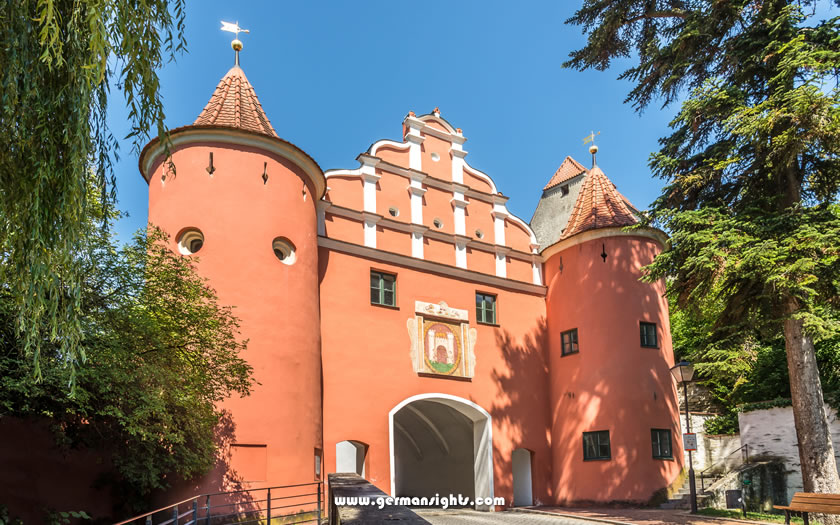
361, 211, 381, 249
532, 261, 543, 286
415, 300, 469, 321
361, 171, 381, 214
369, 139, 411, 158
495, 252, 507, 278
318, 236, 546, 295
139, 128, 326, 198
455, 238, 468, 269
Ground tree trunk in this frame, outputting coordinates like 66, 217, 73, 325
784, 297, 840, 517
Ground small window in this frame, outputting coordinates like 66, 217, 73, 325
583, 431, 611, 461
651, 429, 673, 459
476, 293, 497, 325
370, 271, 396, 307
561, 329, 579, 356
388, 207, 399, 217
475, 229, 484, 239
640, 322, 658, 348
433, 218, 443, 229
177, 228, 204, 255
561, 184, 570, 196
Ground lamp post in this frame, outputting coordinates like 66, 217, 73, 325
670, 360, 698, 514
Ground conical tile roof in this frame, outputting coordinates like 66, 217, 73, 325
193, 65, 277, 137
543, 156, 587, 191
561, 164, 638, 239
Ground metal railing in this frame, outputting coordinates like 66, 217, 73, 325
114, 482, 323, 525
700, 444, 749, 491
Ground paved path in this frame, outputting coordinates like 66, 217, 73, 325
415, 509, 604, 525
415, 507, 775, 525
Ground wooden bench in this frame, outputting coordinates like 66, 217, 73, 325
774, 492, 840, 524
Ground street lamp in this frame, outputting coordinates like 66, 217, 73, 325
670, 360, 698, 514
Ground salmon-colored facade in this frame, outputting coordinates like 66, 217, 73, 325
135, 62, 685, 509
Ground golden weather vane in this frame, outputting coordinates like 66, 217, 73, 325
221, 21, 250, 65
583, 131, 600, 167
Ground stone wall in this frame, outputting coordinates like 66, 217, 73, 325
678, 413, 740, 473
738, 404, 840, 498
704, 461, 788, 512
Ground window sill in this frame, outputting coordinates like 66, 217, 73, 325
583, 457, 611, 462
371, 302, 400, 310
641, 345, 659, 349
477, 321, 500, 327
561, 351, 580, 358
653, 456, 674, 461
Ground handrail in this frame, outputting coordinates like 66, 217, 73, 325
113, 481, 323, 525
700, 443, 749, 491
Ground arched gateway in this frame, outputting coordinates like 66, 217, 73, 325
389, 394, 494, 511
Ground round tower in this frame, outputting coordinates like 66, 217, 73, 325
139, 59, 325, 492
533, 159, 683, 504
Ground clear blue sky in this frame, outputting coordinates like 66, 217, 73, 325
108, 1, 681, 242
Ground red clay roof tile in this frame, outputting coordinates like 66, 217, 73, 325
561, 165, 639, 239
543, 156, 587, 191
193, 65, 277, 137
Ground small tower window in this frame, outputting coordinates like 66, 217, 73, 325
177, 228, 204, 255
388, 207, 400, 217
561, 328, 579, 356
583, 431, 611, 461
640, 322, 658, 348
561, 184, 570, 196
651, 429, 673, 459
433, 218, 443, 229
272, 237, 296, 265
475, 229, 484, 239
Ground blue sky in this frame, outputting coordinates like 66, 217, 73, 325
109, 1, 682, 242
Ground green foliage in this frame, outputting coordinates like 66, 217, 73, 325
704, 411, 739, 435
0, 204, 253, 508
0, 0, 185, 385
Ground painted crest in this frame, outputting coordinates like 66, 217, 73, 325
407, 301, 477, 378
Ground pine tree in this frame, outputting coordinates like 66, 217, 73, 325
566, 0, 840, 502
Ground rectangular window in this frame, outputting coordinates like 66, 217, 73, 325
651, 429, 673, 459
583, 430, 611, 461
561, 328, 579, 356
370, 271, 396, 307
640, 322, 658, 348
476, 293, 497, 325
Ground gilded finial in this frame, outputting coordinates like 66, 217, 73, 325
583, 130, 601, 167
221, 21, 250, 66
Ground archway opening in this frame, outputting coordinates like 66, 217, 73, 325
336, 440, 367, 477
390, 394, 494, 510
512, 448, 533, 506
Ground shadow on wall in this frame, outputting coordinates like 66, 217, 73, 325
489, 318, 551, 507
148, 410, 258, 523
544, 237, 682, 506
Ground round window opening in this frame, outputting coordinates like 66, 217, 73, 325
388, 207, 400, 217
177, 228, 204, 255
433, 218, 444, 229
430, 152, 441, 162
475, 229, 484, 239
273, 237, 296, 265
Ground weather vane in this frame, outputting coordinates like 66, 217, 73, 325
583, 130, 600, 167
221, 21, 250, 66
